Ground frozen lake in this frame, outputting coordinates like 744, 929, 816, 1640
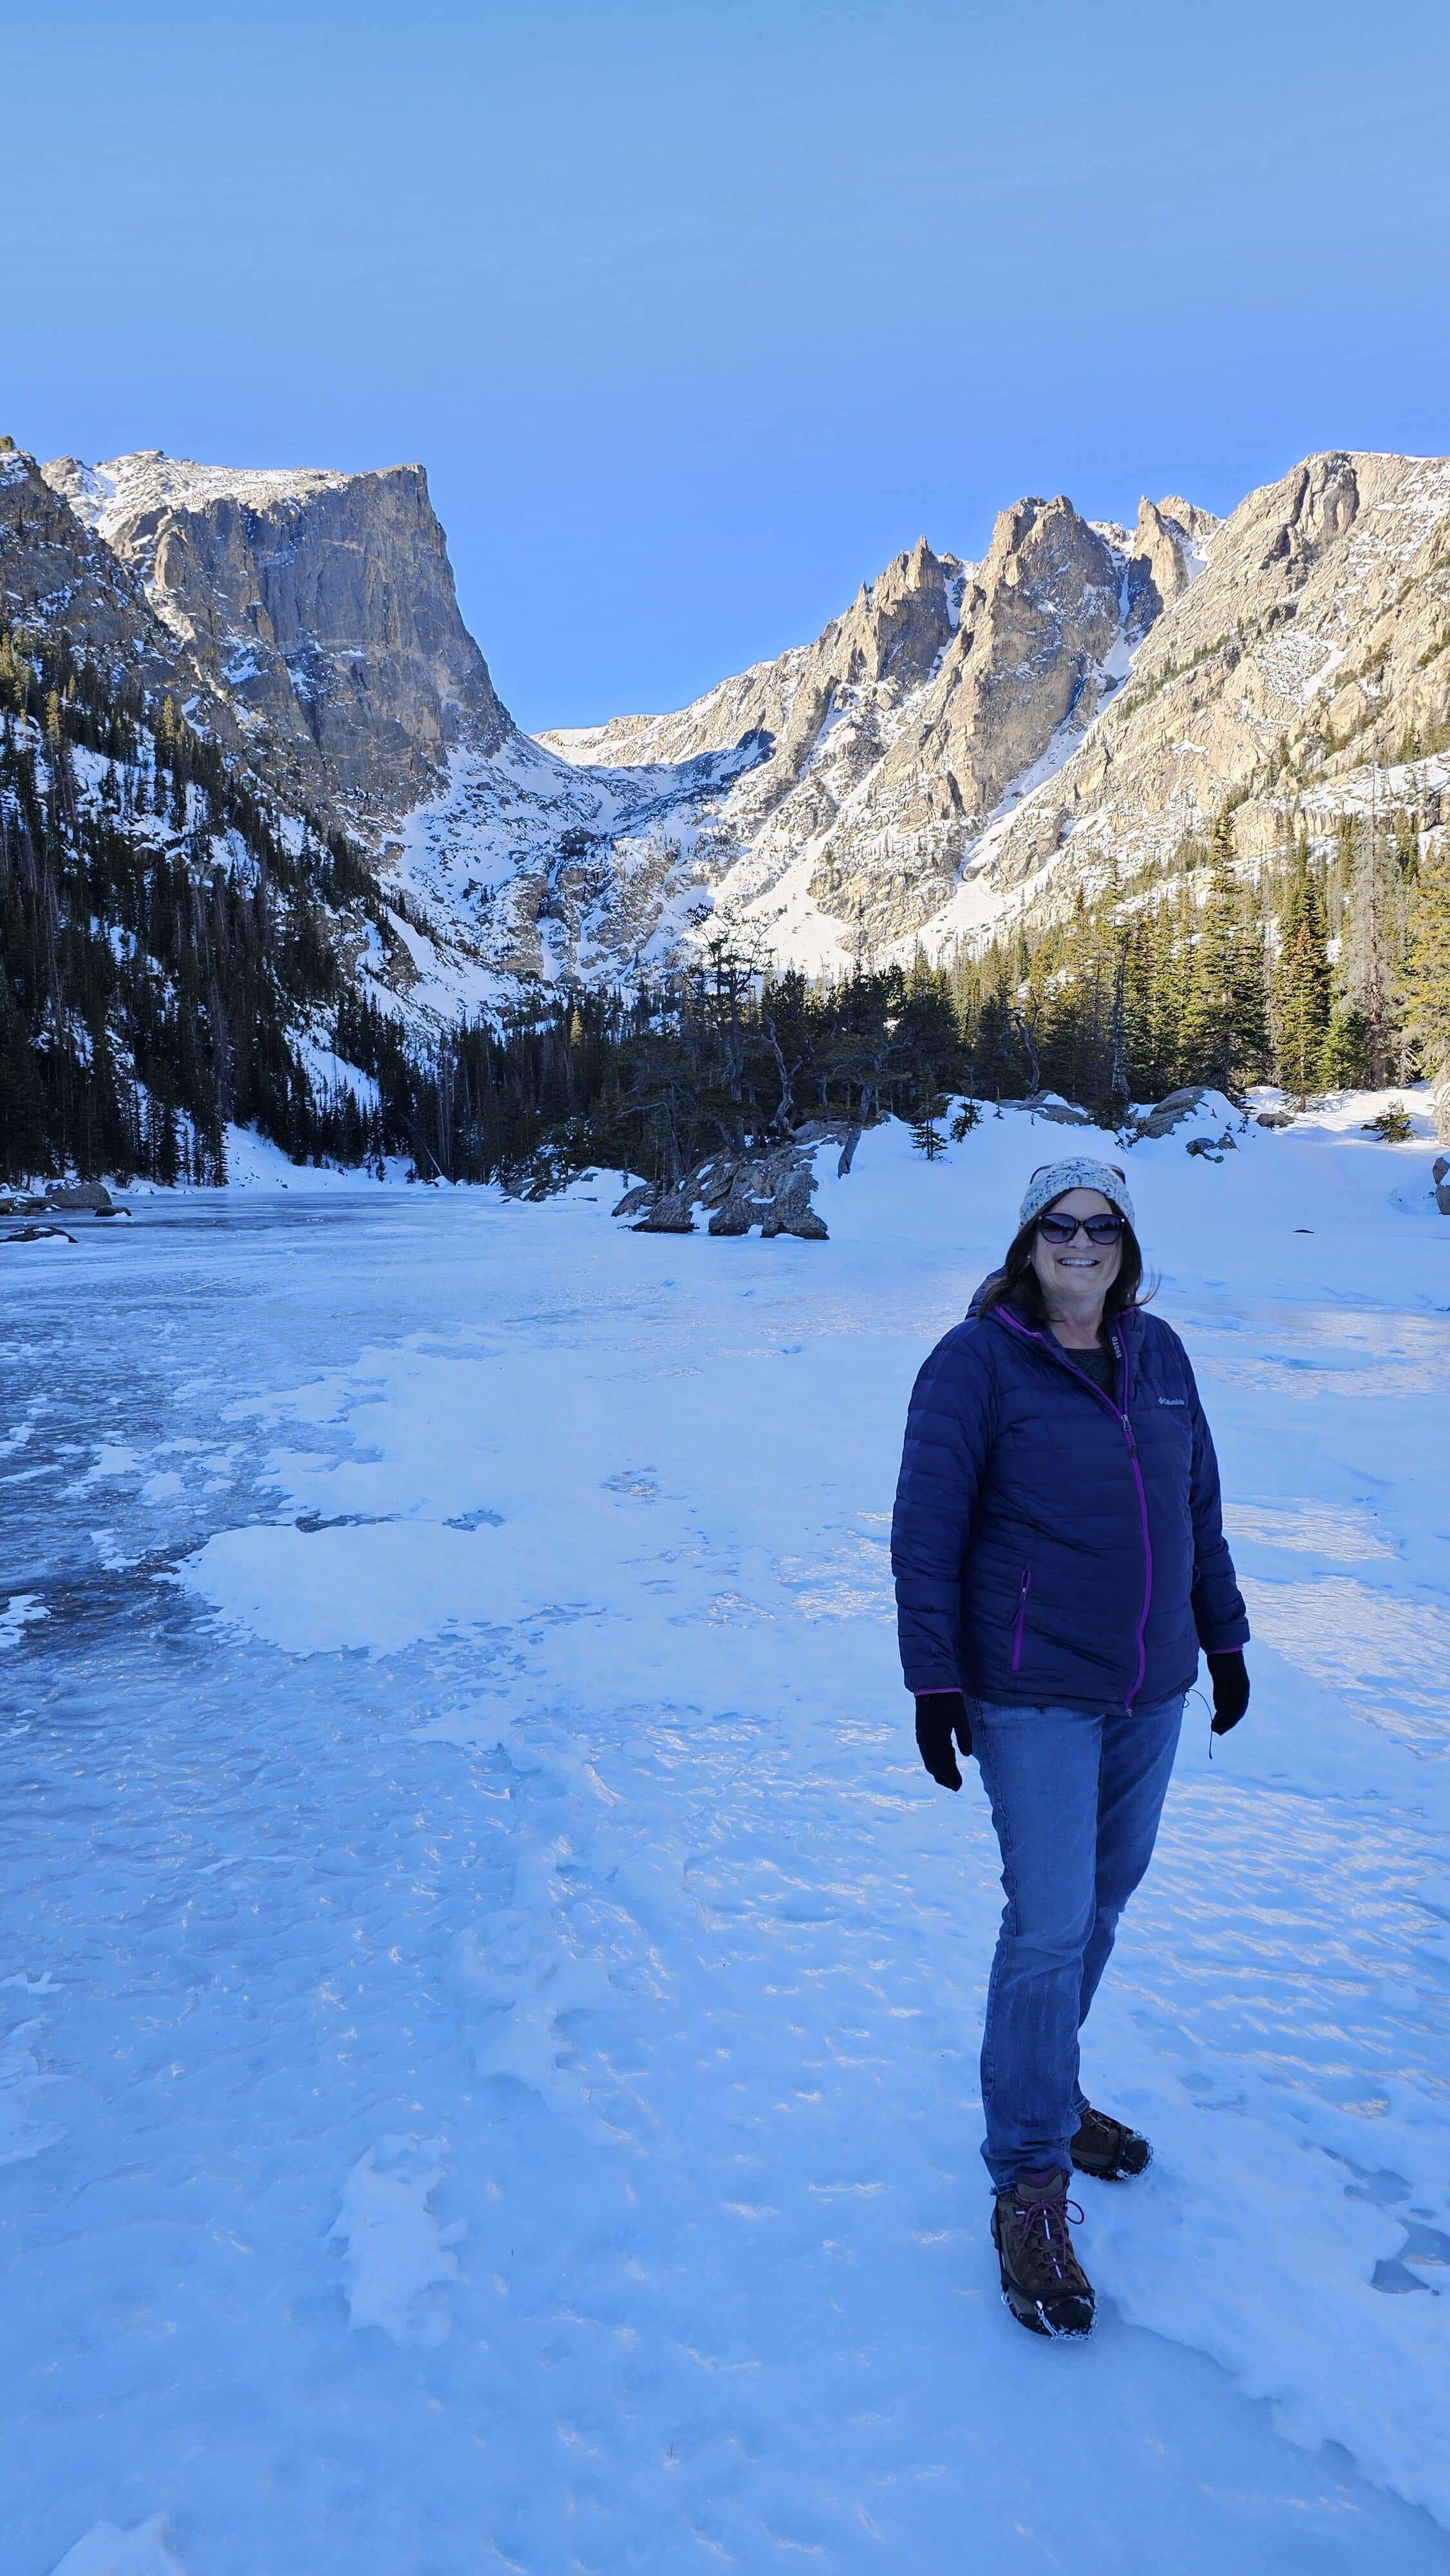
5, 1108, 1450, 2573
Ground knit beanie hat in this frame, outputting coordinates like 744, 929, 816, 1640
1019, 1158, 1135, 1230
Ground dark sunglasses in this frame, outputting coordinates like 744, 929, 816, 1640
1037, 1211, 1125, 1245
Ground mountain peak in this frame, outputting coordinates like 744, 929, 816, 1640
41, 446, 511, 835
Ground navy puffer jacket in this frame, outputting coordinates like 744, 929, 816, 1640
891, 1295, 1248, 1713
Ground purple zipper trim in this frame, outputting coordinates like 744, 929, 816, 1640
990, 1308, 1154, 1712
1118, 1334, 1153, 1709
1011, 1567, 1031, 1671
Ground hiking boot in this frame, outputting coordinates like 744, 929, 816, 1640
1070, 2104, 1151, 2182
991, 2167, 1095, 2338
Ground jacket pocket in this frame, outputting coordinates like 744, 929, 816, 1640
1010, 1568, 1032, 1672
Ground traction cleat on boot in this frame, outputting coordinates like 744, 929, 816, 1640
991, 2167, 1096, 2338
1070, 2104, 1151, 2182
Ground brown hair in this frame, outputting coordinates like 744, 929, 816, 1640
978, 1191, 1150, 1334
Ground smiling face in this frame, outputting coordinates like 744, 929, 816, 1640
1028, 1187, 1123, 1312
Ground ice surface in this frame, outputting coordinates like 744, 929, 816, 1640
0, 1592, 48, 1650
48, 2517, 187, 2576
5, 1098, 1450, 2571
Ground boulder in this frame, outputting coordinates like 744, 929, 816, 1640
632, 1193, 695, 1234
621, 1130, 839, 1240
694, 1157, 740, 1209
997, 1093, 1094, 1126
793, 1119, 862, 1177
1136, 1087, 1211, 1140
760, 1162, 828, 1240
1026, 1093, 1095, 1127
45, 1182, 116, 1213
707, 1199, 753, 1236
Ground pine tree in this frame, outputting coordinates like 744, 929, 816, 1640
1230, 866, 1271, 1082
1321, 999, 1371, 1088
1178, 860, 1239, 1093
1402, 849, 1450, 1141
909, 1099, 948, 1159
1335, 811, 1404, 1084
1272, 857, 1333, 1104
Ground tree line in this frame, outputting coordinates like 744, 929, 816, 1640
945, 808, 1450, 1128
5, 619, 1449, 1193
0, 623, 386, 1184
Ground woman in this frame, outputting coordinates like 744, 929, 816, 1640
890, 1157, 1249, 2339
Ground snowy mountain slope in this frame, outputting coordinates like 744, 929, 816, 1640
542, 500, 1216, 967
28, 444, 1218, 992
30, 446, 778, 1005
539, 453, 1450, 978
379, 729, 771, 1008
21, 434, 1450, 1004
911, 450, 1450, 958
5, 1096, 1450, 2570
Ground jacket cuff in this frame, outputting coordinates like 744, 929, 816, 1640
1196, 1613, 1250, 1653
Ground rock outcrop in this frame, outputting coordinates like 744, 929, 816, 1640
970, 451, 1450, 917
542, 452, 1450, 978
41, 450, 514, 838
543, 495, 1211, 960
615, 1122, 855, 1238
15, 426, 1450, 1009
21, 443, 777, 1001
1, 445, 229, 722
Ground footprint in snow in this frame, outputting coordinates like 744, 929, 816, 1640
330, 2134, 465, 2347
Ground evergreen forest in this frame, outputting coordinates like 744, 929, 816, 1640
4, 625, 1449, 1195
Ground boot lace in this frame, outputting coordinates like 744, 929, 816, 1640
1007, 2187, 1086, 2284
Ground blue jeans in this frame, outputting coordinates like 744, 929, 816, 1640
968, 1693, 1185, 2190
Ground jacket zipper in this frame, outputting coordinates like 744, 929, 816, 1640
1011, 1567, 1032, 1671
1118, 1335, 1153, 1712
990, 1311, 1154, 1714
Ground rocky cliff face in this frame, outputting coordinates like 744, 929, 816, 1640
0, 443, 229, 720
15, 428, 1450, 1007
544, 456, 1450, 972
41, 450, 516, 838
950, 451, 1450, 943
542, 495, 1212, 960
22, 444, 763, 1005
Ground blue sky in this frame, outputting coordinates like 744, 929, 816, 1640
6, 1, 1449, 730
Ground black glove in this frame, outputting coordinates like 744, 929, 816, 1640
915, 1690, 973, 1790
1206, 1650, 1250, 1734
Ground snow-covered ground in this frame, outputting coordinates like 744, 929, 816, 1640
3, 1095, 1450, 2573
